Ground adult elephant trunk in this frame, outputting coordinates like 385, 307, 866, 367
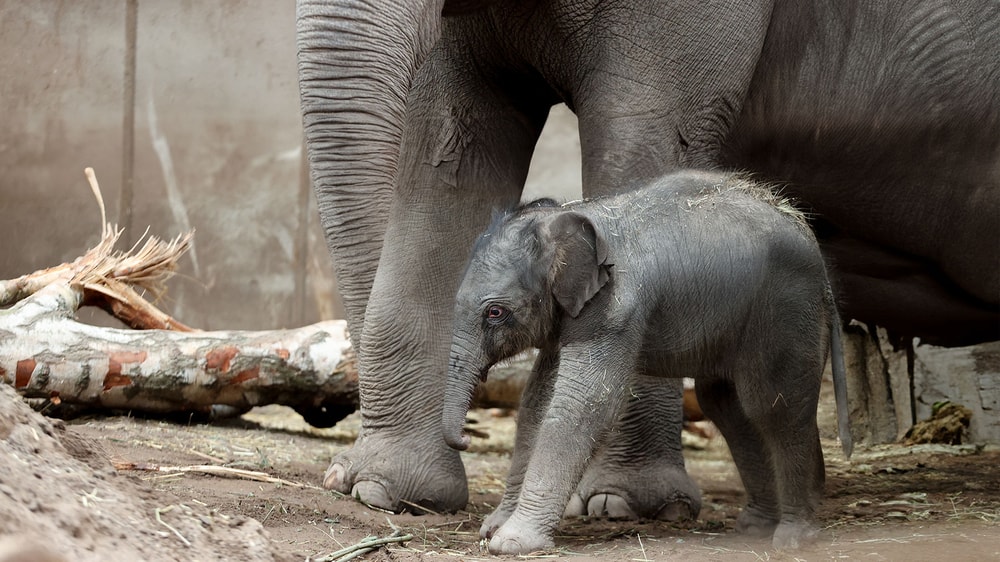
442, 351, 484, 451
296, 0, 444, 338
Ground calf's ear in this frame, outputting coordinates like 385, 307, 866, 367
542, 211, 611, 317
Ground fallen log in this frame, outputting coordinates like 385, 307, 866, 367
1, 281, 360, 424
0, 279, 535, 425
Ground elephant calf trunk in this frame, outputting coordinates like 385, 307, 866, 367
442, 398, 472, 450
443, 424, 471, 451
442, 359, 483, 451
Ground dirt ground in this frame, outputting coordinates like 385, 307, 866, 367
1, 378, 999, 562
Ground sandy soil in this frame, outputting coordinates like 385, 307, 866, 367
1, 379, 998, 562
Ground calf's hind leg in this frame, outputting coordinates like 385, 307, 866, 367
695, 378, 781, 536
736, 355, 825, 549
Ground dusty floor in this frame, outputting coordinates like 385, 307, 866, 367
1, 380, 999, 562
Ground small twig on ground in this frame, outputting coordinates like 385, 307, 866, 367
260, 503, 278, 525
78, 488, 107, 508
155, 505, 192, 547
313, 530, 413, 562
188, 449, 228, 464
636, 532, 650, 562
399, 498, 441, 516
354, 497, 395, 514
114, 461, 321, 490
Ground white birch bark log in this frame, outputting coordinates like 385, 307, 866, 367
0, 283, 358, 420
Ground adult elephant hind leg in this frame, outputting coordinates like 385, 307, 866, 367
566, 375, 702, 522
322, 33, 554, 513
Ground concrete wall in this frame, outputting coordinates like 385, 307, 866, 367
915, 342, 1000, 444
1, 1, 339, 330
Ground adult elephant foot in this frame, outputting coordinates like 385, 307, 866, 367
564, 458, 702, 521
322, 434, 469, 514
562, 376, 701, 521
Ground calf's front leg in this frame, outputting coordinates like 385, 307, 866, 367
480, 348, 559, 538
489, 346, 629, 555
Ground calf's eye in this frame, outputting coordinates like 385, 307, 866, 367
485, 305, 510, 324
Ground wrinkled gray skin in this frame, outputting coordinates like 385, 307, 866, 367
443, 170, 848, 554
297, 0, 1000, 515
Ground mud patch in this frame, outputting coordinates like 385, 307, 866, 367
0, 383, 283, 562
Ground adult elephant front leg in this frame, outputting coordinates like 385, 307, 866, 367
297, 0, 444, 341
322, 33, 553, 513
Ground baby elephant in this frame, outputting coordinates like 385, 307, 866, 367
442, 170, 851, 555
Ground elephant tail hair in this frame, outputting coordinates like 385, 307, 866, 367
826, 286, 853, 459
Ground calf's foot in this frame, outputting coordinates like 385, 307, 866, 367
735, 505, 780, 537
480, 502, 516, 539
488, 518, 554, 555
771, 518, 819, 549
323, 432, 468, 513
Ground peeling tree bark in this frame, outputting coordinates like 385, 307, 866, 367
0, 283, 360, 425
841, 322, 916, 445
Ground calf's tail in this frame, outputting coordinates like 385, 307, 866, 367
826, 285, 853, 458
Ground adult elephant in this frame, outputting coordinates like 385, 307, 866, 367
297, 0, 1000, 515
